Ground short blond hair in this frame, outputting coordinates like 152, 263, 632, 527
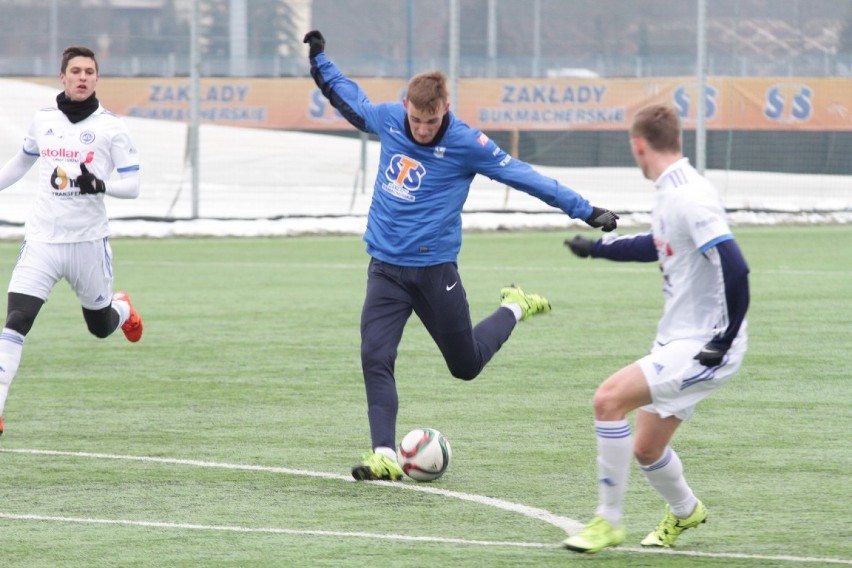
405, 71, 448, 114
631, 103, 681, 153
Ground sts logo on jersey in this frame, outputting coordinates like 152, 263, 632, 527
763, 83, 812, 124
382, 154, 425, 202
673, 84, 717, 123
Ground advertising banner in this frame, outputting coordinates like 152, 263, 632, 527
23, 76, 852, 132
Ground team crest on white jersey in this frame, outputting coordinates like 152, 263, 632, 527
80, 131, 96, 144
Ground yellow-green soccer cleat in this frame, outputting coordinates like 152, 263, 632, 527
562, 516, 626, 554
500, 285, 551, 321
641, 501, 708, 548
351, 451, 404, 481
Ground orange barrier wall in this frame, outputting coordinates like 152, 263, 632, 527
20, 76, 852, 131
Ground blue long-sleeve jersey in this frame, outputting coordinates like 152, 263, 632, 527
310, 54, 594, 266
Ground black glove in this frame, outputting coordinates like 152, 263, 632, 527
694, 341, 729, 367
564, 235, 595, 258
303, 30, 325, 59
586, 207, 619, 232
76, 163, 105, 194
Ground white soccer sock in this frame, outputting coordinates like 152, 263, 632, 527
502, 304, 523, 321
111, 298, 130, 329
640, 446, 697, 518
0, 328, 25, 416
374, 446, 396, 460
593, 419, 633, 526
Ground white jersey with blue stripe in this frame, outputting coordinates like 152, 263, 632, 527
651, 157, 744, 344
21, 104, 140, 243
311, 54, 594, 266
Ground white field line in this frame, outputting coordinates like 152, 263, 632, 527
0, 512, 550, 549
0, 448, 850, 565
0, 448, 582, 533
1, 512, 850, 565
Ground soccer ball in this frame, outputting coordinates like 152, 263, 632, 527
397, 427, 452, 482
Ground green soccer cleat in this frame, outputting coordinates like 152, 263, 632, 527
562, 516, 626, 554
351, 451, 404, 481
641, 501, 707, 548
500, 285, 551, 321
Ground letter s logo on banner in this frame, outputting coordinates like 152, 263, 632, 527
763, 84, 812, 124
673, 84, 717, 123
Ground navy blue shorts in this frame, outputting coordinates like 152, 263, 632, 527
360, 258, 516, 449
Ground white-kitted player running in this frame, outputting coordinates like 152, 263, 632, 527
562, 103, 751, 553
0, 46, 143, 436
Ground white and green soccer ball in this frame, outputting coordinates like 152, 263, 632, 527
397, 427, 452, 482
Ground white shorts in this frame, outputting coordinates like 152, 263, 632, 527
637, 331, 747, 421
8, 238, 114, 310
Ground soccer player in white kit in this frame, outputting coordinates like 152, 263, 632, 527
561, 103, 750, 553
0, 46, 143, 436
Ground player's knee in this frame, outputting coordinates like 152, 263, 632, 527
83, 305, 117, 339
448, 360, 480, 381
5, 308, 36, 336
592, 388, 624, 420
451, 370, 477, 381
5, 293, 44, 336
633, 444, 663, 466
86, 320, 113, 338
361, 343, 393, 372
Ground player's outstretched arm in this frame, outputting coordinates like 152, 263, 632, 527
303, 29, 378, 135
564, 235, 596, 258
564, 232, 657, 262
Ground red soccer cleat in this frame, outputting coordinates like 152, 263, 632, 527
113, 291, 143, 342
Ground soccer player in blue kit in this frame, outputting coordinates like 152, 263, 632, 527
304, 31, 620, 481
562, 103, 750, 553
